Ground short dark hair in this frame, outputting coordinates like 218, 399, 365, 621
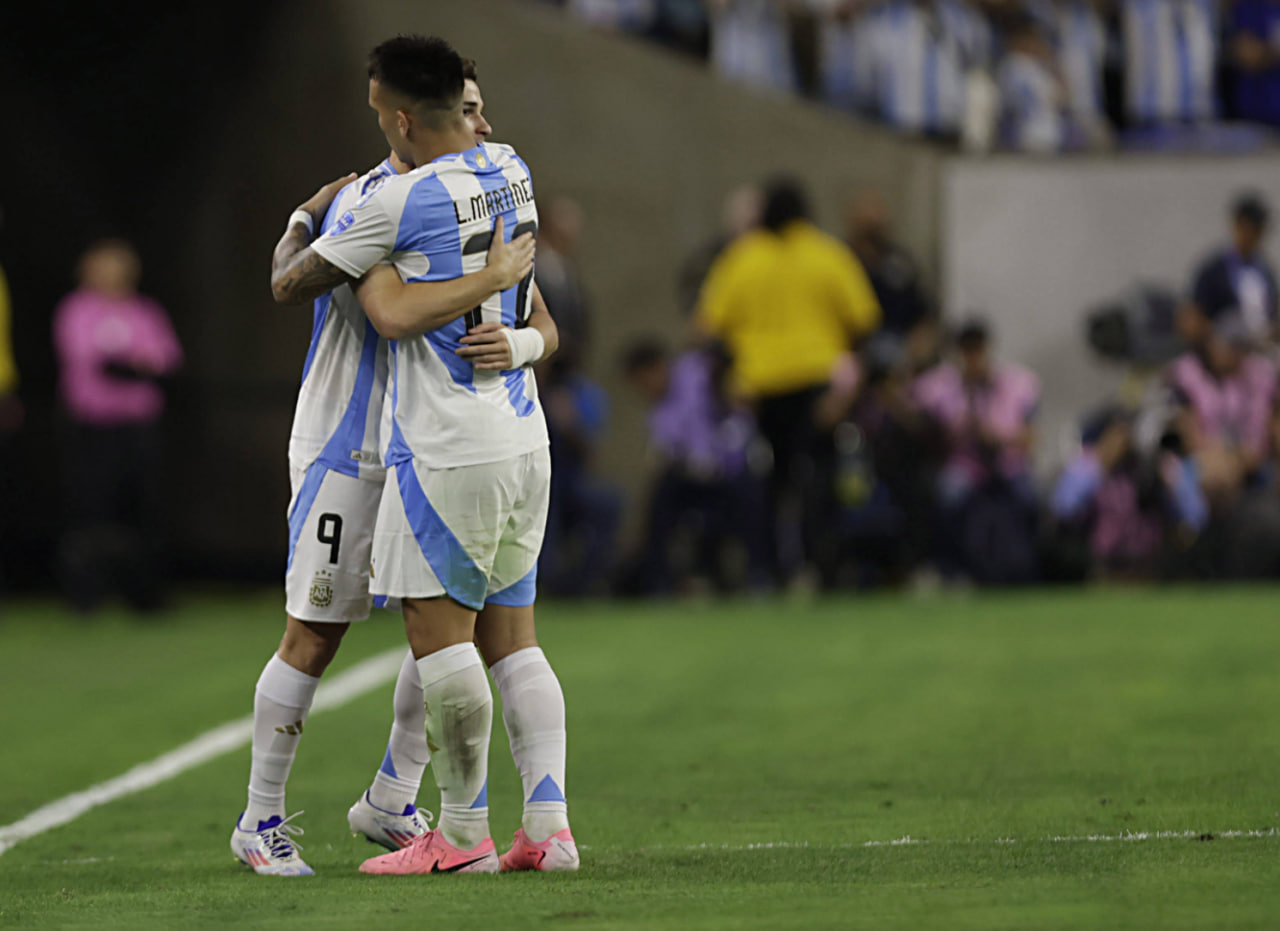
955, 317, 990, 351
368, 35, 464, 115
761, 177, 809, 233
1233, 192, 1269, 230
462, 58, 478, 83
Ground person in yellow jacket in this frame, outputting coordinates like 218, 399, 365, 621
696, 177, 880, 586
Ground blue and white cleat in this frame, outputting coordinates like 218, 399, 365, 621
347, 792, 432, 851
230, 812, 314, 876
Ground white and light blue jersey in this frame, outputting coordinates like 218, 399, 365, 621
999, 51, 1067, 152
870, 0, 989, 135
311, 142, 547, 470
1122, 0, 1217, 124
287, 158, 399, 482
1027, 0, 1107, 123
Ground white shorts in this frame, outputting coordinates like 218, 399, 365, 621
285, 463, 389, 623
370, 447, 550, 610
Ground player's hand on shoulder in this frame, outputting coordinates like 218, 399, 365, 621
457, 322, 514, 371
301, 171, 358, 223
486, 215, 535, 291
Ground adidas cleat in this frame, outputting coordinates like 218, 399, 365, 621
348, 792, 432, 851
358, 829, 498, 875
230, 812, 314, 876
499, 827, 579, 872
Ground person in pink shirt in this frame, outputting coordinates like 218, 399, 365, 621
912, 319, 1040, 582
1167, 310, 1277, 508
53, 239, 183, 612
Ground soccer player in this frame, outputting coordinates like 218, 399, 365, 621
230, 63, 550, 875
269, 35, 576, 876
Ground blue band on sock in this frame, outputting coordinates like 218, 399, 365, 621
528, 775, 565, 804
379, 745, 399, 780
470, 780, 488, 810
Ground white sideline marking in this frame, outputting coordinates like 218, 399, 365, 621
664, 828, 1279, 853
0, 648, 405, 857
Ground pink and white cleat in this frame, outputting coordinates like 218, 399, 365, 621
358, 829, 499, 875
499, 827, 579, 872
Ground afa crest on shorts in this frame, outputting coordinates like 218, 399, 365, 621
310, 570, 334, 608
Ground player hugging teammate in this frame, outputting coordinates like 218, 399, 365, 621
230, 35, 576, 878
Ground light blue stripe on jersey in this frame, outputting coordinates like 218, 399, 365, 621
486, 563, 537, 606
299, 292, 331, 386
316, 319, 381, 477
299, 185, 357, 386
1138, 0, 1159, 119
473, 150, 537, 418
385, 344, 413, 466
395, 461, 489, 610
394, 172, 463, 277
286, 461, 327, 572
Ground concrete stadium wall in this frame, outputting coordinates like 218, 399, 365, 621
183, 0, 945, 566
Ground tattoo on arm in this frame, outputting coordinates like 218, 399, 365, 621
271, 227, 351, 304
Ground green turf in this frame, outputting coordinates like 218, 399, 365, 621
2, 588, 1280, 929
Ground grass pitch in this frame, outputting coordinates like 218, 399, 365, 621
2, 588, 1279, 929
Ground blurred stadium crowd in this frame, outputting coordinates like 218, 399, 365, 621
540, 180, 1280, 594
542, 0, 1280, 153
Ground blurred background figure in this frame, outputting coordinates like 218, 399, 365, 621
0, 209, 20, 595
817, 0, 876, 114
913, 318, 1041, 584
867, 0, 995, 138
535, 195, 592, 362
1227, 0, 1280, 129
1025, 0, 1111, 147
997, 12, 1072, 153
621, 338, 769, 595
537, 353, 624, 597
677, 184, 762, 317
1164, 310, 1280, 577
845, 188, 932, 343
1050, 405, 1207, 580
1181, 193, 1277, 347
696, 176, 880, 588
52, 239, 183, 613
1120, 0, 1217, 127
707, 0, 798, 94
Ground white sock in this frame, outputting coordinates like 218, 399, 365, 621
244, 654, 320, 828
368, 649, 429, 814
416, 642, 492, 850
490, 647, 569, 842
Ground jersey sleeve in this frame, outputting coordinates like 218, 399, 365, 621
311, 187, 399, 279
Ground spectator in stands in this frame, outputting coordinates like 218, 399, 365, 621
568, 0, 657, 32
622, 339, 769, 594
1051, 406, 1207, 578
1181, 193, 1277, 347
1025, 0, 1111, 145
868, 0, 995, 137
1120, 0, 1217, 126
537, 354, 623, 597
677, 183, 762, 317
53, 239, 183, 612
1227, 0, 1280, 128
535, 195, 592, 361
707, 0, 798, 94
818, 0, 878, 113
1167, 310, 1277, 508
845, 188, 931, 339
696, 177, 880, 586
913, 318, 1040, 583
998, 12, 1073, 152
